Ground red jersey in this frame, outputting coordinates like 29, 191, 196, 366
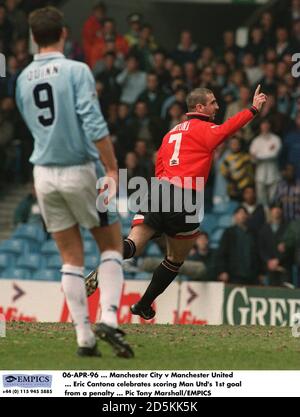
155, 108, 257, 190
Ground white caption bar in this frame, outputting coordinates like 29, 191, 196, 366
1, 371, 300, 397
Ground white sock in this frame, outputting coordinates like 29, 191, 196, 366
61, 264, 95, 348
98, 250, 124, 328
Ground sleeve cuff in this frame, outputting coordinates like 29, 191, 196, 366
249, 105, 259, 116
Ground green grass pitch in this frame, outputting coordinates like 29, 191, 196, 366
0, 322, 299, 370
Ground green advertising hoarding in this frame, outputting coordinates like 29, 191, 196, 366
224, 285, 300, 326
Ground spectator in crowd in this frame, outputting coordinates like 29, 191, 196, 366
151, 50, 171, 91
6, 0, 28, 39
281, 112, 300, 179
291, 17, 300, 49
219, 29, 240, 58
242, 52, 263, 87
183, 61, 198, 91
138, 72, 167, 117
82, 1, 106, 66
253, 93, 288, 135
250, 119, 282, 206
241, 186, 266, 238
128, 100, 164, 150
258, 202, 289, 286
278, 217, 300, 287
274, 26, 292, 58
13, 37, 32, 69
260, 11, 276, 47
63, 25, 84, 61
224, 85, 254, 142
217, 206, 260, 285
2, 55, 20, 98
125, 12, 142, 47
89, 18, 129, 69
111, 102, 133, 167
0, 3, 13, 54
125, 151, 150, 194
130, 23, 157, 71
0, 97, 16, 182
245, 26, 266, 63
212, 143, 230, 207
196, 46, 215, 71
134, 140, 154, 180
274, 164, 300, 222
214, 60, 228, 89
116, 54, 147, 105
188, 232, 217, 281
94, 52, 121, 113
172, 29, 199, 64
161, 85, 187, 119
165, 101, 185, 131
289, 0, 300, 22
221, 136, 254, 201
259, 62, 278, 95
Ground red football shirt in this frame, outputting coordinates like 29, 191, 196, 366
155, 108, 257, 190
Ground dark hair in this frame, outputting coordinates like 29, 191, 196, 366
186, 88, 213, 111
269, 201, 283, 210
29, 7, 64, 47
234, 206, 248, 215
93, 1, 106, 12
198, 231, 209, 238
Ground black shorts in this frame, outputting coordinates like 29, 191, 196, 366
131, 181, 201, 240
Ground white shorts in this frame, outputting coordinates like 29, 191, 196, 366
33, 162, 115, 233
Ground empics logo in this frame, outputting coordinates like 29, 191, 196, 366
0, 53, 5, 78
292, 53, 300, 78
3, 374, 52, 388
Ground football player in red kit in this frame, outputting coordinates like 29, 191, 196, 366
86, 85, 267, 320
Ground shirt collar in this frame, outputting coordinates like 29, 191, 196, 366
186, 112, 210, 121
34, 52, 65, 61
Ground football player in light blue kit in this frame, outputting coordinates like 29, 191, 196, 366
16, 7, 133, 358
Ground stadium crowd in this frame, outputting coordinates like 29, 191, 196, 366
1, 0, 300, 286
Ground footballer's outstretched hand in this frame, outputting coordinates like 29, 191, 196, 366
252, 84, 267, 111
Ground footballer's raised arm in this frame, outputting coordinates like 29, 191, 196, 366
204, 85, 267, 151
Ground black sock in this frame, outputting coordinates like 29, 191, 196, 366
123, 238, 136, 259
139, 257, 183, 307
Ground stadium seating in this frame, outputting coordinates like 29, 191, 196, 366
17, 253, 42, 271
13, 224, 46, 243
83, 240, 98, 255
145, 243, 162, 257
0, 239, 29, 256
0, 253, 15, 271
81, 228, 94, 241
46, 254, 62, 270
212, 200, 239, 215
1, 268, 32, 280
33, 269, 61, 281
85, 255, 100, 270
134, 272, 152, 280
218, 214, 233, 229
41, 240, 60, 255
